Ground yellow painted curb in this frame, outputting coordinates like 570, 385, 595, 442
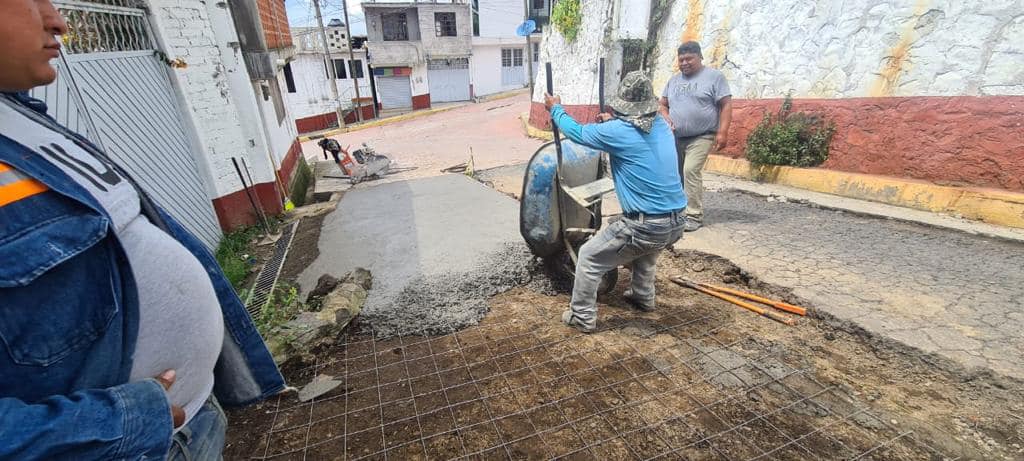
705, 155, 1024, 229
520, 112, 553, 141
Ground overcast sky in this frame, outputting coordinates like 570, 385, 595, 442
286, 0, 368, 35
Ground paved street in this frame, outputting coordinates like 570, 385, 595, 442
301, 93, 543, 180
480, 164, 1024, 381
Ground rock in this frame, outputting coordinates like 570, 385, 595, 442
299, 374, 343, 402
767, 196, 776, 202
306, 274, 340, 304
348, 267, 373, 290
778, 196, 789, 203
690, 262, 707, 272
269, 271, 371, 365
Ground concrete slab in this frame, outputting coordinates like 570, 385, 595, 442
298, 174, 536, 337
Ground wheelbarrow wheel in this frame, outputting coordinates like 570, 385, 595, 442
549, 253, 619, 295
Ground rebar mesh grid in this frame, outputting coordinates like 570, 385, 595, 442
240, 298, 955, 461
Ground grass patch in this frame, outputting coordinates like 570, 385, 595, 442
216, 225, 261, 291
253, 282, 305, 337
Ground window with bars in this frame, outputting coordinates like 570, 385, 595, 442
58, 3, 153, 54
532, 43, 539, 63
435, 12, 457, 37
382, 13, 409, 41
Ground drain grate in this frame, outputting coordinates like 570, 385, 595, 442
246, 220, 299, 318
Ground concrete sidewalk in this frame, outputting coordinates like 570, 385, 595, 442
478, 165, 1024, 381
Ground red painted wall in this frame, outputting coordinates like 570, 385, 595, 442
412, 93, 431, 110
211, 138, 303, 232
529, 96, 1024, 192
295, 112, 338, 133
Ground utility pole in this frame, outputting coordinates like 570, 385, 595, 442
314, 0, 345, 127
523, 0, 534, 92
341, 0, 363, 122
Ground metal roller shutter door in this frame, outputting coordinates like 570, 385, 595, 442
377, 76, 413, 109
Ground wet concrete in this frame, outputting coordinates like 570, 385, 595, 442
298, 174, 542, 337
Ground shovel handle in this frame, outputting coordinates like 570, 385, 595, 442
672, 278, 796, 326
697, 282, 807, 316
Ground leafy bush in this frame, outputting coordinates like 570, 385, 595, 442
290, 157, 314, 207
551, 0, 581, 42
745, 94, 836, 168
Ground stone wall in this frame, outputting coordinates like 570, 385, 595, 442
529, 0, 1024, 192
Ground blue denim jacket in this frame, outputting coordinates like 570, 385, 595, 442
0, 93, 285, 460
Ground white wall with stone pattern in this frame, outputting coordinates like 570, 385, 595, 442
531, 0, 616, 105
647, 0, 1024, 99
148, 0, 274, 198
534, 0, 1023, 105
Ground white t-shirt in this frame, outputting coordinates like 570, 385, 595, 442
0, 99, 224, 426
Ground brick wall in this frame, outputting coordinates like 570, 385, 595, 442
257, 0, 292, 49
149, 0, 254, 198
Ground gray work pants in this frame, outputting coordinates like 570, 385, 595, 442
568, 213, 685, 328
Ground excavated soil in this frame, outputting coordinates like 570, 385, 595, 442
224, 250, 1024, 460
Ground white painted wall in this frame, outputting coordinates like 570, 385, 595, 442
478, 0, 524, 38
411, 61, 430, 97
471, 42, 531, 97
649, 0, 1024, 99
536, 0, 1024, 105
285, 52, 373, 120
148, 0, 269, 198
254, 73, 298, 167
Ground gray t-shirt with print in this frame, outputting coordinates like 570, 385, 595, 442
662, 67, 731, 138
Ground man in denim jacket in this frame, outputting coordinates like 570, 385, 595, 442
545, 71, 687, 333
0, 1, 285, 459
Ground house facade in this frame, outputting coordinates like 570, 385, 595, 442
363, 1, 474, 109
31, 0, 302, 243
288, 21, 375, 133
361, 0, 545, 110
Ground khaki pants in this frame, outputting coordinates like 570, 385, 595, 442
675, 134, 715, 221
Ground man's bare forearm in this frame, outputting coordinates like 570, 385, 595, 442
717, 97, 732, 134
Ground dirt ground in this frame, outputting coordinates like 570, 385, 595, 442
224, 247, 1024, 460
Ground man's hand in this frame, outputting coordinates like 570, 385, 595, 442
596, 112, 613, 123
544, 93, 561, 111
154, 369, 185, 428
715, 132, 728, 151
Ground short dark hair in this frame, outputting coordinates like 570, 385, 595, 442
677, 41, 702, 57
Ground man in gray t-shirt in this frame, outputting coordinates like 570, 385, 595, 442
659, 41, 732, 231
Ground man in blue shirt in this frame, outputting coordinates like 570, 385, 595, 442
546, 71, 687, 333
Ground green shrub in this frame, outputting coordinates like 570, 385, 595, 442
289, 157, 314, 207
551, 0, 582, 42
745, 94, 836, 168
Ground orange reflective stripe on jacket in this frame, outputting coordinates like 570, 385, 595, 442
0, 162, 49, 207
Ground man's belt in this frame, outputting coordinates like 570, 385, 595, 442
623, 210, 683, 221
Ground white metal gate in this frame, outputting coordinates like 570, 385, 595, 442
30, 0, 222, 248
427, 58, 470, 102
377, 76, 413, 109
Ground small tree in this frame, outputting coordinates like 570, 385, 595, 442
745, 94, 835, 168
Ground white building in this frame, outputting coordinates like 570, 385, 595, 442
360, 0, 546, 109
30, 0, 302, 241
287, 21, 374, 133
470, 0, 545, 97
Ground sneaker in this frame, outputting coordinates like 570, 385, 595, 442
622, 289, 656, 312
561, 309, 596, 333
683, 217, 702, 232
